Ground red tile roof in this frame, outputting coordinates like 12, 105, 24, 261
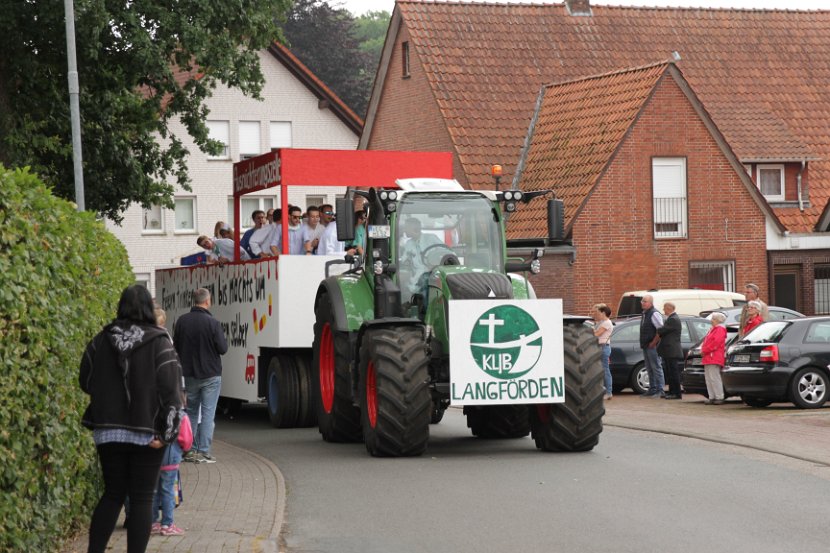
510, 62, 668, 238
391, 1, 830, 233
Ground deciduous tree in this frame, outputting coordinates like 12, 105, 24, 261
0, 0, 291, 221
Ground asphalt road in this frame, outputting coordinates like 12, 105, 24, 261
215, 406, 830, 553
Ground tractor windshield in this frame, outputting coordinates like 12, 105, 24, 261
395, 193, 503, 298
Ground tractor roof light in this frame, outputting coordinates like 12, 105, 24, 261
530, 258, 541, 274
379, 190, 389, 200
387, 191, 397, 201
490, 164, 503, 178
505, 201, 517, 213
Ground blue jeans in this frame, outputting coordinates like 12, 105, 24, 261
601, 344, 612, 396
185, 376, 221, 456
643, 347, 665, 395
152, 469, 177, 526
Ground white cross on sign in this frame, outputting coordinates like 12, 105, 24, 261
479, 313, 504, 345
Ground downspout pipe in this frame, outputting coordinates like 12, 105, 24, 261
797, 160, 805, 212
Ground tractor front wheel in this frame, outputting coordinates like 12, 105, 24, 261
359, 327, 431, 457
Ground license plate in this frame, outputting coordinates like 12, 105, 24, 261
733, 354, 751, 363
368, 225, 390, 239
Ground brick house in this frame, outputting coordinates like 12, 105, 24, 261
107, 43, 362, 295
511, 61, 779, 313
360, 0, 830, 314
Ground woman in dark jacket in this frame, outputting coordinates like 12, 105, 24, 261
80, 285, 183, 553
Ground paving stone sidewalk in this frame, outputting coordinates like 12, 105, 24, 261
61, 440, 285, 553
604, 393, 830, 466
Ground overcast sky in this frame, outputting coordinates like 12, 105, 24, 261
337, 0, 823, 16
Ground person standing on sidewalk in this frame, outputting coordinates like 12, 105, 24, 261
657, 302, 683, 400
738, 283, 769, 338
80, 285, 183, 553
701, 312, 728, 405
174, 288, 228, 463
592, 304, 614, 400
639, 295, 665, 397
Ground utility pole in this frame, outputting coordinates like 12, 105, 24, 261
64, 0, 85, 211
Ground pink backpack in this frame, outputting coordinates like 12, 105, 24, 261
177, 413, 194, 452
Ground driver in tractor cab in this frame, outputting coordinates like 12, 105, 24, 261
400, 217, 444, 304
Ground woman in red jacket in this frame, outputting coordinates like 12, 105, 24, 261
741, 301, 764, 337
701, 312, 728, 405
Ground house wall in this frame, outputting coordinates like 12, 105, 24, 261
769, 250, 830, 316
365, 24, 466, 185
106, 50, 359, 295
540, 76, 768, 315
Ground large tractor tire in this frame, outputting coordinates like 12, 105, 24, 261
266, 354, 299, 428
359, 327, 431, 457
530, 324, 605, 452
294, 353, 318, 428
463, 405, 530, 439
312, 294, 362, 442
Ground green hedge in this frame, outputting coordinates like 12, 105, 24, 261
0, 166, 133, 552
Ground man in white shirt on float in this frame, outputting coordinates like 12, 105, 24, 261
317, 204, 346, 255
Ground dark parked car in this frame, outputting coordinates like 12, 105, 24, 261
609, 316, 712, 394
684, 307, 804, 396
698, 305, 804, 325
721, 317, 830, 409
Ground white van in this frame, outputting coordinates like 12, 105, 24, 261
616, 289, 746, 318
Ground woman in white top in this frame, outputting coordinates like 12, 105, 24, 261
593, 304, 614, 400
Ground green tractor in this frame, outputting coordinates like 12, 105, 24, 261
312, 179, 604, 457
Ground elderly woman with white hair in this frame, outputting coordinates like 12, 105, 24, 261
741, 300, 764, 337
701, 311, 728, 405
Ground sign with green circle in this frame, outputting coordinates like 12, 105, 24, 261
469, 305, 543, 380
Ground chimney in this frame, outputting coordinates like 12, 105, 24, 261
565, 0, 592, 16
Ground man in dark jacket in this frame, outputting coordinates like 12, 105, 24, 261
639, 294, 665, 397
657, 302, 684, 399
174, 288, 228, 463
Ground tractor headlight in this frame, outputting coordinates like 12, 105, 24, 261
513, 190, 523, 201
504, 190, 514, 201
530, 258, 541, 274
505, 201, 517, 213
386, 201, 397, 212
379, 190, 389, 200
387, 191, 397, 201
373, 260, 383, 275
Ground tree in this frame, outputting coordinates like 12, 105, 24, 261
354, 10, 391, 63
281, 0, 376, 119
0, 0, 292, 222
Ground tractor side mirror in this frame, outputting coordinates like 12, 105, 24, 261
547, 198, 564, 243
336, 197, 355, 242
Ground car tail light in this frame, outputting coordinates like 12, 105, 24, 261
759, 345, 779, 362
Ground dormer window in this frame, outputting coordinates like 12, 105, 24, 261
757, 164, 785, 202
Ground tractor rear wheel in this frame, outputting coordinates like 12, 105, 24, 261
359, 327, 430, 457
463, 405, 530, 439
530, 324, 605, 452
312, 294, 361, 442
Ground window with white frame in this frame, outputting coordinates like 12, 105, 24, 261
305, 195, 326, 210
142, 205, 164, 233
239, 121, 261, 159
174, 197, 196, 232
270, 121, 292, 150
757, 164, 785, 201
689, 261, 735, 292
227, 197, 275, 230
814, 265, 830, 314
652, 157, 687, 239
207, 120, 230, 159
135, 273, 151, 289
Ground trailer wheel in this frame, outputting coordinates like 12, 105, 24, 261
312, 294, 362, 442
463, 405, 530, 439
531, 324, 605, 452
359, 327, 430, 457
294, 353, 318, 427
267, 354, 299, 428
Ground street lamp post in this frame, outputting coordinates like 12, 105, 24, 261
64, 0, 85, 211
